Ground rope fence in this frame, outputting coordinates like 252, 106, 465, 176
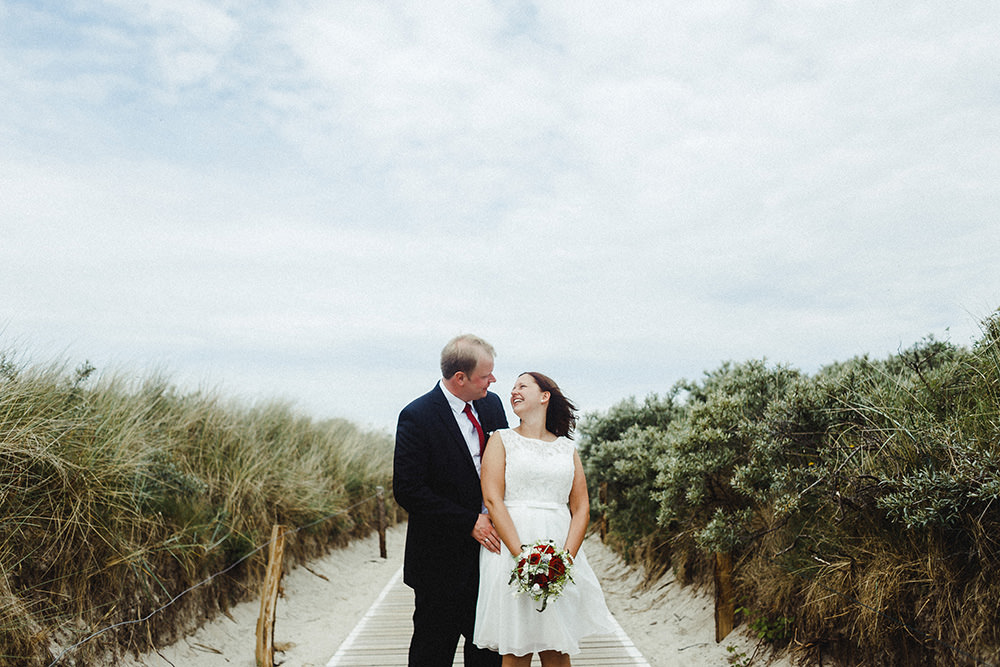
46, 492, 386, 667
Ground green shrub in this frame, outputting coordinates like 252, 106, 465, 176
578, 393, 680, 562
580, 309, 1000, 666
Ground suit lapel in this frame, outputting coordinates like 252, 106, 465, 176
431, 385, 478, 475
471, 396, 495, 435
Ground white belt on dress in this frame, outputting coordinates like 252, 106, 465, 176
504, 500, 568, 510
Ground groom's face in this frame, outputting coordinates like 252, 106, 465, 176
461, 355, 496, 401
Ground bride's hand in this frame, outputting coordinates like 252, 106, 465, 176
472, 514, 502, 554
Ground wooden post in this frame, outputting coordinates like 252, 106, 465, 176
714, 551, 735, 643
599, 482, 608, 543
256, 525, 286, 667
376, 485, 388, 559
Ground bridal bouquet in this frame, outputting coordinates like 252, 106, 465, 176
509, 539, 574, 612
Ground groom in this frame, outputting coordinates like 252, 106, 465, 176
393, 334, 508, 667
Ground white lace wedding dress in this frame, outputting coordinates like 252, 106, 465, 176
473, 428, 614, 656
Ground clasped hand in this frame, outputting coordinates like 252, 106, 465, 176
472, 513, 501, 554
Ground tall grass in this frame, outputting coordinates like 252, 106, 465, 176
580, 310, 1000, 666
0, 351, 394, 666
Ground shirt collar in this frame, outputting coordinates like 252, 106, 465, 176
438, 379, 470, 416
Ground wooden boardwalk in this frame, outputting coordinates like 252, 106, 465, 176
326, 567, 649, 666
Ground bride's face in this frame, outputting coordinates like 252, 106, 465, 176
510, 374, 549, 416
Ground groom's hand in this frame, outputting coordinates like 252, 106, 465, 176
472, 513, 501, 554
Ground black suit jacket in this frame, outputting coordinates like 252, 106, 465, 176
393, 384, 509, 591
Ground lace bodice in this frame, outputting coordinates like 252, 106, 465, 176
499, 428, 576, 505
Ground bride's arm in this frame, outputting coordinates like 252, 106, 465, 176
564, 450, 590, 558
481, 432, 521, 556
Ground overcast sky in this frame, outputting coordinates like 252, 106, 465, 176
3, 1, 999, 433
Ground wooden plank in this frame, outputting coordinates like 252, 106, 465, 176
327, 567, 650, 666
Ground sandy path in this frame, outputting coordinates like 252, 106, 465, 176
123, 524, 791, 667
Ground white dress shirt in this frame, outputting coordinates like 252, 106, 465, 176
439, 380, 485, 476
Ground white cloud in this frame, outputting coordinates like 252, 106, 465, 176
2, 1, 999, 430
100, 0, 240, 83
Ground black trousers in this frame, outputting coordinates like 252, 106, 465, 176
409, 583, 501, 667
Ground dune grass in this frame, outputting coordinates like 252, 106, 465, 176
0, 352, 394, 666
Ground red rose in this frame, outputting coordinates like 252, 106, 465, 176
533, 573, 549, 587
529, 552, 541, 565
549, 558, 566, 578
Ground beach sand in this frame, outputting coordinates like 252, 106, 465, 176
122, 523, 793, 667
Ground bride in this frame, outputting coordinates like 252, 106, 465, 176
473, 372, 614, 666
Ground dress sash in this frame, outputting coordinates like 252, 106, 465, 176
504, 500, 568, 510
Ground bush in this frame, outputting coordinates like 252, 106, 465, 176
579, 309, 1000, 666
578, 394, 679, 566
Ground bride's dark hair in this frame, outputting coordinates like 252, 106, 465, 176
522, 371, 577, 438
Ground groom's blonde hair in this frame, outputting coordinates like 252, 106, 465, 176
441, 334, 495, 379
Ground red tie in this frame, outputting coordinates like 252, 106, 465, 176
463, 403, 486, 457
